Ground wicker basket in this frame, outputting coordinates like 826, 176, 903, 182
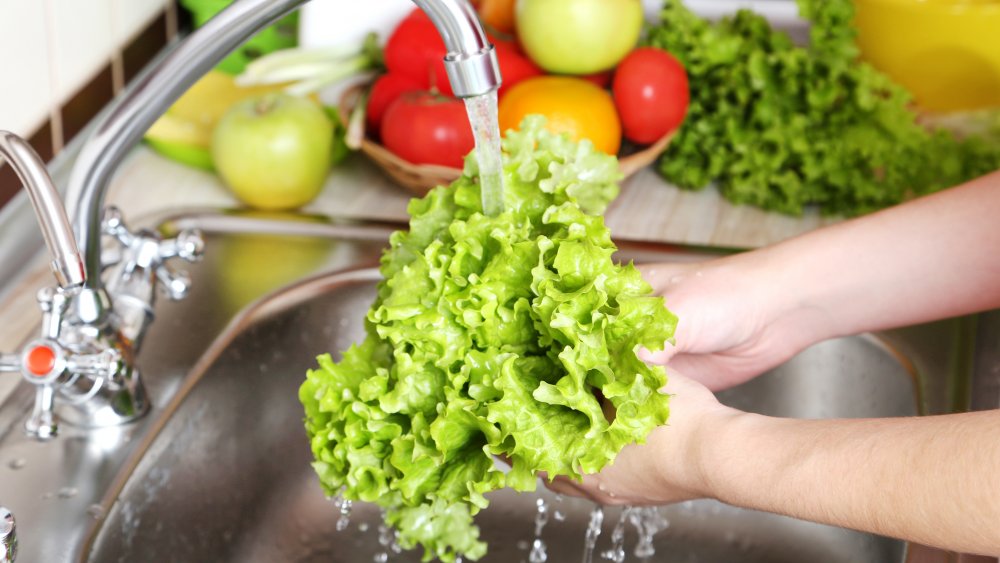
339, 85, 674, 197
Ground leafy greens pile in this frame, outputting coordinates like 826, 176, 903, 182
649, 0, 1000, 216
300, 116, 677, 561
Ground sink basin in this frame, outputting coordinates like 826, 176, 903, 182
0, 213, 970, 562
79, 219, 921, 563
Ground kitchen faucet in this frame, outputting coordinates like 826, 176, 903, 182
0, 0, 501, 443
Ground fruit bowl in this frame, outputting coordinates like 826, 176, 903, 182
338, 85, 674, 197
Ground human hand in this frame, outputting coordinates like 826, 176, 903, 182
636, 257, 831, 391
546, 370, 741, 505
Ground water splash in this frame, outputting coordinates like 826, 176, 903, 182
582, 506, 605, 563
629, 507, 670, 560
553, 494, 566, 522
464, 92, 504, 217
377, 512, 402, 557
534, 497, 550, 536
601, 507, 631, 563
523, 497, 550, 563
331, 495, 352, 532
529, 538, 548, 563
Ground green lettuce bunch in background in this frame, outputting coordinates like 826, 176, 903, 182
648, 0, 1000, 216
300, 116, 677, 561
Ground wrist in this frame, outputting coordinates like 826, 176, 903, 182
685, 408, 773, 503
739, 245, 841, 347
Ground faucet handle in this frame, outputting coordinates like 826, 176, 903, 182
159, 228, 204, 263
100, 206, 203, 302
101, 206, 134, 248
155, 228, 203, 301
17, 339, 65, 440
13, 338, 122, 440
0, 355, 19, 373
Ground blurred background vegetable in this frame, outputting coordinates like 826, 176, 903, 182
612, 47, 689, 144
647, 0, 1000, 216
380, 91, 475, 168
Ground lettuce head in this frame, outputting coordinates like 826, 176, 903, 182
300, 116, 677, 561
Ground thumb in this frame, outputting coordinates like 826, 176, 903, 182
638, 340, 678, 364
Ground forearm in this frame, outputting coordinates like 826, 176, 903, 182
750, 170, 1000, 340
700, 409, 1000, 555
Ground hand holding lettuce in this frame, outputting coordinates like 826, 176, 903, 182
300, 117, 677, 561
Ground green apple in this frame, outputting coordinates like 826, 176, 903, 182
515, 0, 644, 74
211, 93, 333, 210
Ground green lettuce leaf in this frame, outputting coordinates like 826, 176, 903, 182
647, 0, 1000, 217
301, 116, 677, 561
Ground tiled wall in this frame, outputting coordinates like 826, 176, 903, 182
0, 0, 180, 207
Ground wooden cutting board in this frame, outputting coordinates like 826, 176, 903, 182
110, 147, 840, 251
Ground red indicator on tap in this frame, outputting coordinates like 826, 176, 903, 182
26, 345, 56, 376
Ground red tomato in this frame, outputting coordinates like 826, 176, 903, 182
380, 91, 474, 168
612, 47, 690, 144
384, 10, 454, 95
366, 73, 423, 138
384, 9, 543, 100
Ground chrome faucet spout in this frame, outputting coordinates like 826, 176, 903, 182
65, 0, 501, 291
0, 131, 84, 289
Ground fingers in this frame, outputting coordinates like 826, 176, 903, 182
638, 342, 677, 364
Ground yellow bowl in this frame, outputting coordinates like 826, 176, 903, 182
853, 0, 1000, 112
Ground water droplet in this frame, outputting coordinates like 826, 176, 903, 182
517, 540, 530, 551
336, 498, 353, 531
373, 553, 388, 563
57, 487, 78, 499
528, 538, 547, 563
629, 507, 669, 559
86, 504, 105, 519
358, 522, 369, 532
378, 523, 393, 547
534, 497, 550, 536
553, 510, 565, 522
7, 458, 26, 470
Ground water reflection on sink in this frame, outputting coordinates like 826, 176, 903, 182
82, 257, 917, 563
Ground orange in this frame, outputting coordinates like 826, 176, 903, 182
498, 76, 622, 155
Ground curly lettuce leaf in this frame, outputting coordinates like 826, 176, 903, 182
648, 0, 1000, 216
301, 116, 677, 561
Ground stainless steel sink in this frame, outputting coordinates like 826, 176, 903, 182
0, 213, 977, 562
